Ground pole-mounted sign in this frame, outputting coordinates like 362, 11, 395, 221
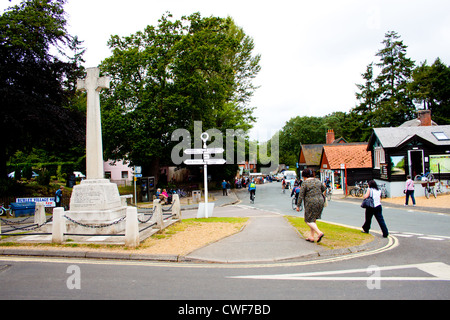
183, 132, 226, 218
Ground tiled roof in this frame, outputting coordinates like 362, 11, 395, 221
322, 143, 372, 169
299, 144, 324, 166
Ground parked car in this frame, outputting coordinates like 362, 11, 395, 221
8, 170, 39, 178
284, 170, 297, 188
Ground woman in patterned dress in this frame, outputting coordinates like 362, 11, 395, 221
296, 168, 326, 242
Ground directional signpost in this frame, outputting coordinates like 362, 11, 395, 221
183, 133, 226, 218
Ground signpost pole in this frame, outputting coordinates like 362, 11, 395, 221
201, 133, 209, 218
204, 162, 208, 218
133, 166, 141, 206
134, 166, 137, 206
183, 133, 225, 218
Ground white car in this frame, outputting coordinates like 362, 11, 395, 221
284, 170, 297, 188
73, 171, 86, 178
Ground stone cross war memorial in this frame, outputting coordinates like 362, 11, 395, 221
54, 67, 128, 237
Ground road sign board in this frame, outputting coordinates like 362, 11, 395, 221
135, 173, 142, 178
184, 158, 226, 165
184, 159, 206, 165
184, 149, 204, 155
205, 159, 226, 165
184, 147, 224, 154
204, 147, 224, 154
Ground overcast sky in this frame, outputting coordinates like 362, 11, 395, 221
3, 0, 450, 141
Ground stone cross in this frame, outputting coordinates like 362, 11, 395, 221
77, 67, 111, 180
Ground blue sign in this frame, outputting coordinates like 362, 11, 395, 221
16, 197, 56, 207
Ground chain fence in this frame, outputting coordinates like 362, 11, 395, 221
1, 200, 178, 238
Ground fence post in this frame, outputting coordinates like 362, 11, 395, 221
52, 207, 66, 244
152, 199, 163, 230
172, 194, 181, 221
35, 202, 46, 226
125, 206, 139, 248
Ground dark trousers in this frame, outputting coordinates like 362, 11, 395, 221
362, 205, 389, 237
405, 190, 415, 205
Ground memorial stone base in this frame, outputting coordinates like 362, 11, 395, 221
64, 179, 127, 234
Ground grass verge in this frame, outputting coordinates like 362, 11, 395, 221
285, 216, 374, 250
0, 217, 249, 253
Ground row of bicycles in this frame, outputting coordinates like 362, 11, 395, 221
413, 171, 446, 199
349, 181, 388, 198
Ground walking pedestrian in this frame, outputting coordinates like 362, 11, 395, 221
362, 180, 389, 238
222, 180, 228, 196
404, 175, 416, 206
296, 168, 326, 243
55, 186, 64, 207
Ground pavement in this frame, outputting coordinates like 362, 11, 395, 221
0, 189, 392, 264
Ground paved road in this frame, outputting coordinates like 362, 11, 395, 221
0, 182, 449, 302
237, 182, 450, 238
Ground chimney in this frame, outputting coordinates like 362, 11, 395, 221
417, 109, 432, 126
326, 129, 335, 144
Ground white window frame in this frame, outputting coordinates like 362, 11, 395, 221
374, 147, 385, 169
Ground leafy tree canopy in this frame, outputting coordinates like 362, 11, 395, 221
100, 12, 261, 177
0, 0, 85, 179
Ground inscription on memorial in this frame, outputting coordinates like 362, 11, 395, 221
70, 180, 121, 210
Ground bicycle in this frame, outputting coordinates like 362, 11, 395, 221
0, 203, 12, 217
250, 191, 255, 204
421, 180, 437, 199
175, 188, 188, 198
325, 187, 332, 201
292, 196, 303, 211
350, 181, 367, 197
434, 181, 445, 196
414, 171, 435, 182
378, 183, 388, 198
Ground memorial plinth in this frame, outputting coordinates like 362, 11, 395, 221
65, 179, 127, 234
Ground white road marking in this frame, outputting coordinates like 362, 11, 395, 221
418, 236, 445, 241
229, 262, 450, 281
390, 232, 449, 241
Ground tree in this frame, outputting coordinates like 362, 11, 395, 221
351, 63, 378, 140
278, 116, 326, 168
0, 0, 85, 180
409, 58, 450, 124
374, 31, 416, 126
349, 31, 417, 141
100, 12, 261, 179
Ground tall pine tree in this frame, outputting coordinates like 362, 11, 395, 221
374, 31, 416, 126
